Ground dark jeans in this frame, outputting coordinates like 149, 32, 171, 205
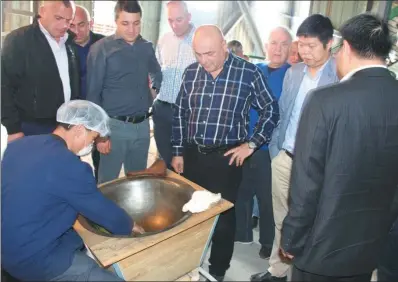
377, 218, 398, 281
235, 149, 274, 247
21, 121, 57, 136
183, 145, 243, 277
292, 266, 372, 282
152, 100, 173, 169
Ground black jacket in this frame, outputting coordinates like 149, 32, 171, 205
281, 67, 398, 276
1, 17, 80, 135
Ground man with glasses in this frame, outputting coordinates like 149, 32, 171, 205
69, 5, 104, 182
279, 13, 398, 281
251, 14, 338, 282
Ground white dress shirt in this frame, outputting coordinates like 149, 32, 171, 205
39, 21, 71, 102
155, 25, 197, 104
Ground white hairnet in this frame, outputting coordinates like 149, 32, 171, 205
56, 100, 110, 137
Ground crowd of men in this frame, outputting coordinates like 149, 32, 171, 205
1, 0, 397, 281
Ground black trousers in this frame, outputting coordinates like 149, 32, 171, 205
292, 266, 372, 282
183, 146, 243, 276
92, 148, 100, 183
152, 100, 174, 169
235, 149, 274, 247
377, 218, 398, 281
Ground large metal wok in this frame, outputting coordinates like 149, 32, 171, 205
85, 174, 195, 238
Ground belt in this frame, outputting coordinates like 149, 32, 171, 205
111, 112, 152, 124
284, 149, 294, 159
188, 143, 241, 155
156, 99, 173, 106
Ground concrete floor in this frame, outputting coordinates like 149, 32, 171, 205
82, 118, 378, 281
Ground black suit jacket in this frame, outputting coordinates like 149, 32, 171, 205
281, 67, 398, 276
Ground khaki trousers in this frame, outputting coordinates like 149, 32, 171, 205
267, 150, 292, 277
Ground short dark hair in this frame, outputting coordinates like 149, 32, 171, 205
227, 40, 243, 54
339, 13, 392, 60
296, 14, 334, 47
115, 0, 142, 20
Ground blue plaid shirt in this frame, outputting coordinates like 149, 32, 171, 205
172, 53, 279, 156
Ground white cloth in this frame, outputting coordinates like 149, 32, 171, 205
38, 20, 71, 103
182, 191, 221, 213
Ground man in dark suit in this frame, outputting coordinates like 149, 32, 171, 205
280, 14, 398, 281
69, 5, 104, 182
1, 0, 80, 141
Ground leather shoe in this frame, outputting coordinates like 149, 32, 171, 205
250, 271, 287, 282
259, 246, 272, 259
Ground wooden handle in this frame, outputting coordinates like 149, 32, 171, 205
126, 159, 167, 178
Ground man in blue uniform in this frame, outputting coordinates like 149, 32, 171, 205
1, 100, 143, 281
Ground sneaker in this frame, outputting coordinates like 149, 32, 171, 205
259, 245, 272, 259
250, 271, 287, 282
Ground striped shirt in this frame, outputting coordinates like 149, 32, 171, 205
155, 25, 197, 103
172, 53, 279, 156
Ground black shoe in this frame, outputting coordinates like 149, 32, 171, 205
252, 216, 259, 229
259, 245, 272, 259
206, 274, 225, 281
250, 271, 287, 282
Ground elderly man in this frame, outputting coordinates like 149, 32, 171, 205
1, 0, 80, 140
227, 40, 245, 58
287, 40, 301, 65
235, 26, 292, 260
251, 14, 338, 282
171, 25, 279, 281
69, 5, 104, 182
281, 13, 398, 281
153, 0, 196, 169
1, 100, 144, 281
87, 1, 162, 183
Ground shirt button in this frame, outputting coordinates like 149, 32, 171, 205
212, 82, 214, 85
201, 134, 204, 137
202, 121, 205, 123
206, 108, 209, 110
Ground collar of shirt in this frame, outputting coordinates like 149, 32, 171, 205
113, 33, 142, 44
173, 24, 196, 43
303, 57, 331, 81
341, 65, 388, 82
38, 20, 68, 46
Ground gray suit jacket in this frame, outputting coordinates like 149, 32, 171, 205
268, 58, 339, 159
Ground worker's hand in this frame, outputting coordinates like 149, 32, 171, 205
97, 139, 111, 155
171, 156, 184, 174
132, 223, 145, 234
224, 143, 254, 166
7, 132, 24, 143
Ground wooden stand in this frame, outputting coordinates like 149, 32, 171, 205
74, 171, 233, 281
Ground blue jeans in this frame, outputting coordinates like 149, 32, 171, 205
50, 251, 123, 281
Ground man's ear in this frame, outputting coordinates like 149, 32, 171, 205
89, 19, 94, 30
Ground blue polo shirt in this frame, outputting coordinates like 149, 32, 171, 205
250, 63, 290, 150
75, 36, 92, 99
1, 135, 133, 280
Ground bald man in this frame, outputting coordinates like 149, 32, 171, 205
172, 25, 279, 281
288, 41, 302, 65
235, 26, 292, 261
1, 0, 80, 140
153, 0, 196, 169
69, 5, 104, 182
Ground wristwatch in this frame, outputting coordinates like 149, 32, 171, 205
248, 141, 257, 150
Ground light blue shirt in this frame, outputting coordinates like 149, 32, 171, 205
282, 61, 329, 153
155, 25, 197, 103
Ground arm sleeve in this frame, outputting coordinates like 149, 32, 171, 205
250, 68, 280, 147
53, 162, 133, 235
1, 33, 24, 134
281, 92, 328, 256
148, 43, 162, 90
86, 42, 106, 106
171, 69, 188, 157
268, 68, 291, 159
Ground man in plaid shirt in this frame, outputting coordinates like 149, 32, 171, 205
171, 25, 279, 281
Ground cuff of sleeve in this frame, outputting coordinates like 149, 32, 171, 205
250, 134, 267, 148
5, 123, 22, 135
172, 146, 183, 157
